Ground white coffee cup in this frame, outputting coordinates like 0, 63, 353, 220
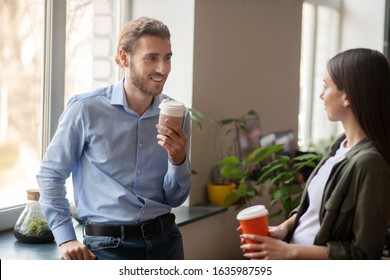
158, 99, 185, 133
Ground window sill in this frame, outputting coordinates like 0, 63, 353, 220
0, 205, 25, 232
0, 205, 225, 260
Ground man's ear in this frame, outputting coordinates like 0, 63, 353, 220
119, 49, 129, 67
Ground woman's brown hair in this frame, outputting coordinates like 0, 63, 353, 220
327, 48, 390, 166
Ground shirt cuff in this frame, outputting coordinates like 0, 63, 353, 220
167, 157, 191, 178
52, 222, 78, 246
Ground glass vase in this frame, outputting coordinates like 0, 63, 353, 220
13, 189, 54, 243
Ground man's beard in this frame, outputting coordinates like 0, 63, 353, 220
129, 61, 164, 97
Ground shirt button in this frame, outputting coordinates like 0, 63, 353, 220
139, 143, 143, 147
137, 170, 141, 174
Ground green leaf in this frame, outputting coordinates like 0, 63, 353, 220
188, 107, 210, 121
294, 153, 321, 161
270, 173, 288, 185
218, 156, 240, 164
288, 184, 303, 195
271, 188, 288, 200
222, 191, 241, 206
190, 115, 202, 130
264, 162, 286, 174
188, 107, 213, 130
221, 168, 243, 179
236, 182, 249, 196
217, 119, 236, 126
247, 144, 284, 163
246, 110, 258, 116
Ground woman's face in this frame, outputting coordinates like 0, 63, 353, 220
320, 70, 349, 122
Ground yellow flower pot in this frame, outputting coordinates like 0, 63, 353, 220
207, 182, 236, 206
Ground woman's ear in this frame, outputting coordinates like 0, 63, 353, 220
342, 92, 350, 107
119, 49, 129, 67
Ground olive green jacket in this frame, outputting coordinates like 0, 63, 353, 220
286, 134, 390, 259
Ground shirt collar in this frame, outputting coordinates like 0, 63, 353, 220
110, 78, 165, 117
110, 78, 126, 106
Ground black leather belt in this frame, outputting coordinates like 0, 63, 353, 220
84, 213, 175, 239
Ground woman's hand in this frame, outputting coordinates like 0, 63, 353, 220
240, 233, 328, 260
268, 224, 289, 240
240, 234, 293, 260
239, 214, 299, 260
269, 213, 297, 240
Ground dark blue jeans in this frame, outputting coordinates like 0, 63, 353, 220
83, 223, 184, 260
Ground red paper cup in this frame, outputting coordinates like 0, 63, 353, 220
236, 205, 269, 244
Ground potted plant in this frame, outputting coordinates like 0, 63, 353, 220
189, 108, 261, 206
207, 110, 261, 206
218, 144, 320, 220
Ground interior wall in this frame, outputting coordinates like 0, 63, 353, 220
341, 0, 385, 51
180, 207, 244, 260
190, 0, 304, 205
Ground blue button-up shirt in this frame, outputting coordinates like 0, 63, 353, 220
36, 79, 192, 245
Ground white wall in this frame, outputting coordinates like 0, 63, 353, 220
341, 0, 385, 51
131, 0, 195, 108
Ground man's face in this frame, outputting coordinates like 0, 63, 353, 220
128, 35, 172, 97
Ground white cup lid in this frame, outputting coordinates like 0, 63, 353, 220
159, 99, 185, 117
236, 205, 268, 220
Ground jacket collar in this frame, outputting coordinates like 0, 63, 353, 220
330, 133, 374, 159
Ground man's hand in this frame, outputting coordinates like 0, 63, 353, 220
60, 240, 96, 260
156, 119, 187, 165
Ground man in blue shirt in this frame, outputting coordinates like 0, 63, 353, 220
36, 17, 192, 260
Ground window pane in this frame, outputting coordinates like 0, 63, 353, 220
65, 0, 119, 103
65, 0, 94, 102
0, 0, 44, 209
310, 5, 341, 145
298, 3, 341, 150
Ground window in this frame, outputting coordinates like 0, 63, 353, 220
0, 0, 44, 209
298, 0, 342, 151
65, 0, 121, 102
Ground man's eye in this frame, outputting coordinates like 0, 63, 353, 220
165, 56, 172, 62
146, 56, 157, 61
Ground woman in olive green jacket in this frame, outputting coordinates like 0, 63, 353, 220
240, 48, 390, 259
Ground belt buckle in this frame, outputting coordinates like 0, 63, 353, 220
141, 221, 153, 238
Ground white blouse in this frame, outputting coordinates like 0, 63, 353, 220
291, 139, 350, 245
